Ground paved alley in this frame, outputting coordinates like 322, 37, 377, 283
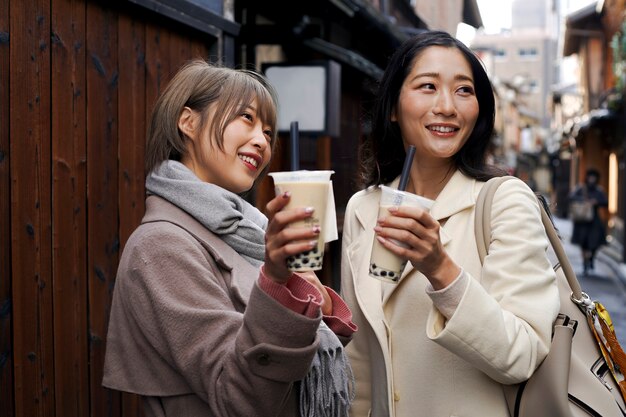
552, 216, 626, 346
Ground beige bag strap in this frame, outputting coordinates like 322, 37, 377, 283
475, 176, 584, 302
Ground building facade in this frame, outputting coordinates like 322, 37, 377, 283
470, 0, 560, 194
0, 1, 484, 416
560, 0, 626, 258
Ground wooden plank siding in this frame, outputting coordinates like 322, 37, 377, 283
0, 0, 14, 414
86, 4, 121, 417
10, 1, 55, 417
51, 2, 88, 417
2, 1, 214, 416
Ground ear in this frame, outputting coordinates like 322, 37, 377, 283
178, 107, 197, 140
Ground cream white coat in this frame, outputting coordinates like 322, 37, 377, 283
341, 171, 560, 417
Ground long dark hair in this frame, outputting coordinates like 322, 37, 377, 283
359, 30, 504, 188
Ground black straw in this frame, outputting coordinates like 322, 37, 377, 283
290, 121, 300, 171
398, 145, 415, 191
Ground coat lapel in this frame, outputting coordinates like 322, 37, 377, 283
142, 196, 260, 311
348, 187, 390, 346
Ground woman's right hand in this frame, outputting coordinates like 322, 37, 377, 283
264, 192, 321, 284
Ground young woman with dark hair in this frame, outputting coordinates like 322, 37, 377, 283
341, 31, 559, 417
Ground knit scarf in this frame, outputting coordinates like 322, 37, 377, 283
146, 160, 266, 267
146, 160, 354, 416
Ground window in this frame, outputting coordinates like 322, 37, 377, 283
518, 47, 538, 58
494, 48, 507, 60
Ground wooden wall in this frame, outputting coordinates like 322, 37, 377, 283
0, 1, 213, 415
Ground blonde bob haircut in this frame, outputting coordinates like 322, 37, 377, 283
145, 59, 278, 174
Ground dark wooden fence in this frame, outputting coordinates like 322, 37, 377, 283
0, 1, 215, 415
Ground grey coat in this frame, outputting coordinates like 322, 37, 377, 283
103, 195, 322, 417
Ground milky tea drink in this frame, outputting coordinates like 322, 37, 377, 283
369, 185, 434, 283
268, 171, 334, 271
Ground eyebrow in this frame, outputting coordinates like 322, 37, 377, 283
410, 72, 474, 83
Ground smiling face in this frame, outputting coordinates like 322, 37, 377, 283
392, 46, 479, 166
180, 98, 273, 194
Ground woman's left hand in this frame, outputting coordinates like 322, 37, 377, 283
374, 205, 460, 290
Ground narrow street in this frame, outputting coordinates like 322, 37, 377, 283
552, 216, 626, 346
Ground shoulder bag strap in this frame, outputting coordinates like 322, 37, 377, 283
474, 176, 584, 302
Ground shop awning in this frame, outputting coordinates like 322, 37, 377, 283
571, 108, 621, 147
128, 0, 240, 37
302, 38, 384, 80
563, 1, 603, 57
575, 108, 618, 133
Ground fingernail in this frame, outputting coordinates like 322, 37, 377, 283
312, 226, 321, 234
374, 226, 382, 233
304, 207, 314, 214
309, 240, 318, 247
282, 191, 290, 198
388, 206, 398, 213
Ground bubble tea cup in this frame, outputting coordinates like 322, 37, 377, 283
268, 170, 334, 271
369, 185, 434, 283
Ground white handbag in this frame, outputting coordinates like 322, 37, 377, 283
476, 176, 626, 417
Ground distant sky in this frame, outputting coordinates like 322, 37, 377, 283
477, 0, 513, 34
457, 0, 598, 44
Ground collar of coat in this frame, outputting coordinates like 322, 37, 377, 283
141, 195, 243, 272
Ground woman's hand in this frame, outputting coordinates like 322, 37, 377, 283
374, 205, 460, 290
299, 271, 333, 316
264, 192, 321, 284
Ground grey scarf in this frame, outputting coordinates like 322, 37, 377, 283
146, 160, 267, 267
146, 160, 354, 416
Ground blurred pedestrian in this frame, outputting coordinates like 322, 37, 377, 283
569, 168, 608, 275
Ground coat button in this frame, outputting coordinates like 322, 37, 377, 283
257, 353, 271, 366
394, 392, 400, 402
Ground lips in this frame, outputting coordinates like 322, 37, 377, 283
238, 153, 262, 169
427, 125, 459, 133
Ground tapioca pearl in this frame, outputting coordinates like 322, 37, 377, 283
302, 258, 309, 264
369, 263, 400, 279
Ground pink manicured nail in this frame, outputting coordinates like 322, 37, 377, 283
304, 207, 314, 214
